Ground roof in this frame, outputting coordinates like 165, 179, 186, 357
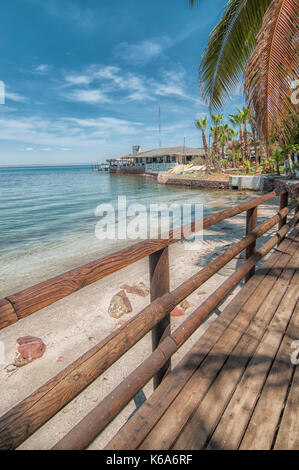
133, 146, 205, 158
106, 155, 134, 162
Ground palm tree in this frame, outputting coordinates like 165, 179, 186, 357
219, 124, 230, 159
195, 117, 210, 167
211, 113, 223, 166
230, 112, 245, 164
241, 107, 251, 161
218, 129, 227, 160
227, 128, 239, 168
190, 0, 298, 144
249, 108, 260, 169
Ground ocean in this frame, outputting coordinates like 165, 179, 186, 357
0, 165, 250, 297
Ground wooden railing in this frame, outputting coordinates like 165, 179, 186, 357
0, 188, 298, 450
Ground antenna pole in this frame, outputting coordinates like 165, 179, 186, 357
158, 103, 162, 148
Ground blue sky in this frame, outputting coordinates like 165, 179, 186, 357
0, 0, 244, 165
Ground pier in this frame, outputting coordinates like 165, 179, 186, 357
92, 163, 109, 172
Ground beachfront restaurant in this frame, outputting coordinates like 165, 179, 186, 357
107, 146, 206, 174
132, 146, 205, 172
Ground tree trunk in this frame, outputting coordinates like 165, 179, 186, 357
244, 122, 249, 161
239, 127, 244, 164
232, 141, 237, 168
213, 128, 221, 172
259, 135, 267, 162
202, 130, 211, 172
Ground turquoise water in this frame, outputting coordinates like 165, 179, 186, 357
0, 165, 250, 297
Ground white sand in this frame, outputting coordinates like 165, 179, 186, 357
0, 201, 279, 449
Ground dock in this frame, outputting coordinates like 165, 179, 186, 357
0, 187, 298, 450
92, 163, 109, 172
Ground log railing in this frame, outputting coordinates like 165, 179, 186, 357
0, 189, 298, 450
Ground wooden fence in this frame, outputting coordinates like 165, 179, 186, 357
0, 188, 298, 450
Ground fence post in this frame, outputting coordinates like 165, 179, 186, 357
278, 191, 289, 243
245, 206, 258, 282
149, 247, 170, 388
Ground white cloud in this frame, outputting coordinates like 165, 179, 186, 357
5, 90, 29, 103
62, 62, 200, 106
64, 73, 92, 86
67, 89, 111, 104
35, 64, 51, 74
0, 115, 144, 148
115, 37, 171, 65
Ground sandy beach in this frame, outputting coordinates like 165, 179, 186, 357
0, 199, 279, 449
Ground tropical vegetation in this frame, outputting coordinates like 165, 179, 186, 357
190, 0, 298, 176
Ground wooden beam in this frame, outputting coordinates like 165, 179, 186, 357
278, 191, 289, 242
0, 300, 18, 330
245, 206, 258, 281
149, 248, 170, 388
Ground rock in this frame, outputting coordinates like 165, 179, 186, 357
170, 307, 185, 317
5, 365, 17, 374
121, 282, 150, 297
14, 336, 46, 367
108, 290, 133, 319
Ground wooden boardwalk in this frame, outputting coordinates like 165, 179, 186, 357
106, 228, 299, 451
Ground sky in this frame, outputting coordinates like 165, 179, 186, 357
0, 0, 245, 165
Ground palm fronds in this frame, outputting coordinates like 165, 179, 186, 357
244, 0, 299, 141
197, 0, 272, 110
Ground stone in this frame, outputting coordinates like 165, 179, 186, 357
108, 290, 133, 319
14, 336, 46, 367
170, 307, 185, 317
120, 282, 150, 297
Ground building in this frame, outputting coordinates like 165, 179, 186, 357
107, 145, 205, 174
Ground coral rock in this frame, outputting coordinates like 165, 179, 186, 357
14, 336, 46, 367
108, 290, 133, 319
170, 307, 185, 317
121, 282, 150, 297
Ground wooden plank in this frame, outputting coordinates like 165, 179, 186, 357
206, 269, 299, 450
3, 192, 278, 319
274, 338, 299, 450
149, 247, 170, 388
137, 240, 297, 450
0, 300, 18, 330
172, 262, 299, 450
105, 242, 290, 451
239, 298, 299, 450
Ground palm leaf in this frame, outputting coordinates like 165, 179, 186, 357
198, 0, 272, 110
245, 0, 299, 141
